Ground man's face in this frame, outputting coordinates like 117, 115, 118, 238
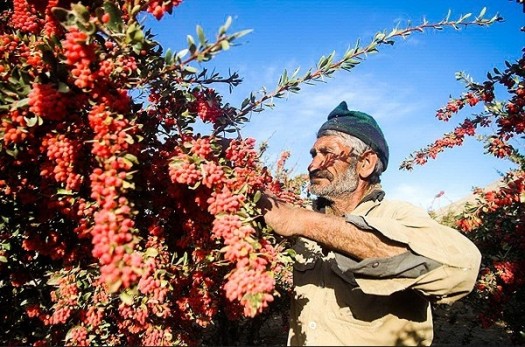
308, 135, 359, 199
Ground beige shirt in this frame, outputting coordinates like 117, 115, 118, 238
287, 198, 481, 346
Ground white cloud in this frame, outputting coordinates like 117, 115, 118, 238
387, 183, 433, 209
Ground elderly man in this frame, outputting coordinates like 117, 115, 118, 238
261, 101, 481, 346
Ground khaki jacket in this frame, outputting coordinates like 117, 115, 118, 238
288, 197, 481, 346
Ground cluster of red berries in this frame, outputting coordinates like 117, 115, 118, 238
207, 187, 245, 215
176, 270, 218, 327
225, 138, 258, 167
40, 133, 83, 191
62, 29, 97, 89
436, 92, 480, 121
22, 229, 68, 261
169, 154, 202, 186
138, 256, 170, 316
11, 0, 42, 33
141, 326, 174, 346
118, 304, 148, 334
1, 110, 29, 145
42, 0, 62, 36
37, 274, 80, 327
88, 103, 134, 159
88, 101, 143, 290
201, 161, 225, 188
0, 1, 305, 345
66, 326, 90, 346
90, 207, 141, 288
0, 34, 44, 81
190, 137, 214, 158
493, 260, 524, 286
28, 83, 68, 121
192, 90, 223, 123
486, 136, 513, 158
147, 0, 183, 20
223, 267, 276, 317
83, 306, 105, 331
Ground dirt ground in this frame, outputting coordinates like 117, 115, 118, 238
431, 302, 513, 346
244, 299, 515, 346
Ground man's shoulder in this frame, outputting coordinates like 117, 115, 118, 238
372, 198, 430, 217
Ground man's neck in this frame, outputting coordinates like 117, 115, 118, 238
324, 182, 378, 216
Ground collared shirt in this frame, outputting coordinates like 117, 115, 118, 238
287, 194, 481, 346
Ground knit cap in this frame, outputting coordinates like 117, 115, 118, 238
318, 101, 389, 171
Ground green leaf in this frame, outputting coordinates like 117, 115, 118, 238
131, 5, 141, 16
6, 146, 19, 158
57, 189, 75, 195
478, 7, 487, 19
126, 23, 145, 44
175, 49, 189, 62
57, 82, 70, 94
184, 65, 198, 74
0, 256, 7, 263
121, 180, 135, 189
187, 34, 195, 46
119, 290, 134, 305
144, 247, 158, 258
459, 13, 472, 22
124, 153, 139, 164
47, 274, 62, 286
241, 97, 250, 109
175, 252, 189, 266
102, 2, 124, 31
253, 190, 262, 204
231, 29, 253, 41
187, 35, 197, 54
196, 25, 206, 45
12, 98, 29, 110
50, 7, 69, 23
77, 20, 96, 35
72, 3, 90, 22
374, 32, 386, 42
220, 40, 230, 51
164, 48, 173, 64
24, 116, 41, 127
108, 279, 122, 293
219, 16, 233, 35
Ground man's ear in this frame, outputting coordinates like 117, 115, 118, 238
357, 151, 379, 179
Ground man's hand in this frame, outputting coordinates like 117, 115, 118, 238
258, 191, 299, 237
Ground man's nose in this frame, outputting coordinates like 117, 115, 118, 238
308, 156, 322, 172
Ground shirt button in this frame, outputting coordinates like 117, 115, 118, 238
309, 321, 317, 330
372, 262, 380, 268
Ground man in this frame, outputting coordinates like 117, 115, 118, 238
261, 101, 481, 346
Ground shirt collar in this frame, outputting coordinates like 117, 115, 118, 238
352, 188, 385, 216
313, 185, 385, 215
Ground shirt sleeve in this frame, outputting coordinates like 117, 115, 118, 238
332, 250, 442, 281
344, 202, 482, 304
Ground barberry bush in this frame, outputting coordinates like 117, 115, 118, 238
402, 1, 524, 343
0, 0, 502, 345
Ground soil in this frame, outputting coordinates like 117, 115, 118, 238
242, 300, 515, 346
431, 302, 513, 346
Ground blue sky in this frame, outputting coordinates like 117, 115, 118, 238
146, 0, 523, 209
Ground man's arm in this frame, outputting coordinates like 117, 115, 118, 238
261, 195, 408, 260
261, 194, 481, 303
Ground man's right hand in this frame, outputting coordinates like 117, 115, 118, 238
258, 191, 300, 238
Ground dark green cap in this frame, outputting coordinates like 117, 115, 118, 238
318, 101, 389, 171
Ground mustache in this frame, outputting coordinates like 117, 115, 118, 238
309, 170, 334, 181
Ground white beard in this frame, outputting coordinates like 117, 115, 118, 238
309, 160, 359, 199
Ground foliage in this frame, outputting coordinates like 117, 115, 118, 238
0, 0, 502, 345
402, 1, 524, 343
